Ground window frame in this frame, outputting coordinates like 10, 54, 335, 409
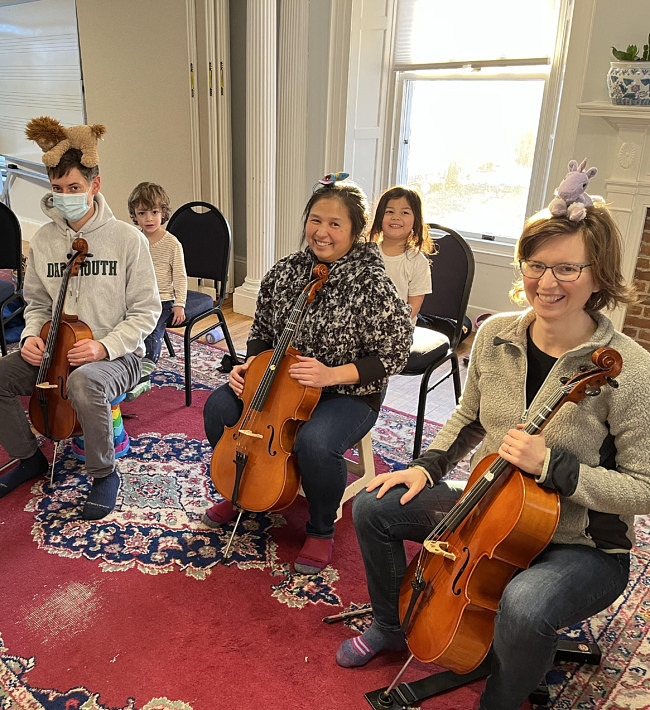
387, 0, 574, 250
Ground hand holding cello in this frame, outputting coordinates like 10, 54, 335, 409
210, 264, 329, 517
28, 237, 93, 443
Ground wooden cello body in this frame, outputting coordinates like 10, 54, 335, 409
398, 347, 623, 675
210, 265, 328, 513
28, 238, 93, 442
399, 456, 559, 672
211, 346, 321, 511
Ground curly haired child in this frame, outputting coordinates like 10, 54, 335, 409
126, 182, 187, 400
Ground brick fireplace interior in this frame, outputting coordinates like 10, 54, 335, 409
622, 209, 650, 351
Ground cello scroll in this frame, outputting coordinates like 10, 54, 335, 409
561, 347, 622, 404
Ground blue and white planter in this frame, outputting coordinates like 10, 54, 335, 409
607, 61, 650, 105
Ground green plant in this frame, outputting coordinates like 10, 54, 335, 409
612, 34, 650, 61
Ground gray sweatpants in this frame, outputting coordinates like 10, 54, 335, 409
0, 350, 141, 478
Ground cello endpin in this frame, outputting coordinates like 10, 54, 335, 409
220, 509, 244, 561
376, 691, 395, 707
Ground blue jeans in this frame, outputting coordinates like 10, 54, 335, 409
144, 300, 173, 364
352, 483, 630, 710
204, 385, 378, 537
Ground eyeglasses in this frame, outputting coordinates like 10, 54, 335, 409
519, 260, 593, 282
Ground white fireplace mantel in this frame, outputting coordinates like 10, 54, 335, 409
577, 101, 650, 329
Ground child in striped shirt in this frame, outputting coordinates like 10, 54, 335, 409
126, 182, 187, 400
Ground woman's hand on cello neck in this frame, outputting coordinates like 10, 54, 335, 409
229, 354, 362, 396
499, 423, 547, 478
228, 358, 254, 397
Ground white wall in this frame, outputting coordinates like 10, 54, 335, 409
566, 0, 648, 195
230, 0, 248, 286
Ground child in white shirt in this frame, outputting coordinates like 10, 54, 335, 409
369, 186, 433, 323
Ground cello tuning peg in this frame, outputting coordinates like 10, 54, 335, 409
606, 377, 619, 388
585, 385, 601, 397
578, 365, 591, 372
559, 376, 570, 384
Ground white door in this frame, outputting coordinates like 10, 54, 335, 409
75, 0, 201, 223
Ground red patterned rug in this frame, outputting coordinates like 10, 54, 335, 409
0, 334, 648, 710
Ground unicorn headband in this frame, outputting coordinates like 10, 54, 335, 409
548, 159, 599, 222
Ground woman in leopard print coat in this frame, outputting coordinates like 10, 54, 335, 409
202, 179, 413, 574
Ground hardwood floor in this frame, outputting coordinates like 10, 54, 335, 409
174, 295, 473, 425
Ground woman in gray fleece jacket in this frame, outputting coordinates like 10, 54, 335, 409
338, 204, 650, 710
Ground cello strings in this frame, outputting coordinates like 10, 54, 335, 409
36, 262, 74, 389
235, 276, 319, 454
413, 382, 572, 573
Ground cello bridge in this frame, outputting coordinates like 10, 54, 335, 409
238, 429, 263, 439
423, 540, 457, 560
36, 382, 58, 389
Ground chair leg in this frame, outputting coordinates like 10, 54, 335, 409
164, 330, 175, 357
337, 432, 376, 519
450, 352, 462, 403
0, 319, 7, 357
216, 311, 240, 366
412, 372, 431, 460
184, 329, 192, 407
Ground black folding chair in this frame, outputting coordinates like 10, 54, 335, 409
163, 201, 239, 406
401, 224, 475, 458
0, 202, 27, 356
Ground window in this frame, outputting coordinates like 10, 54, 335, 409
393, 0, 572, 244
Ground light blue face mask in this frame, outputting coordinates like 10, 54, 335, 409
52, 192, 92, 222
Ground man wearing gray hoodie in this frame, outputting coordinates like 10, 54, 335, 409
0, 146, 161, 519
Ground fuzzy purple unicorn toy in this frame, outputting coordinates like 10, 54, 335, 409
548, 158, 598, 222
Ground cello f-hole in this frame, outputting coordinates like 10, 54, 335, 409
452, 547, 471, 596
266, 424, 277, 456
56, 375, 70, 400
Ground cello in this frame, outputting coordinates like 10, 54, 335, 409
398, 346, 622, 675
210, 264, 328, 546
28, 237, 93, 449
